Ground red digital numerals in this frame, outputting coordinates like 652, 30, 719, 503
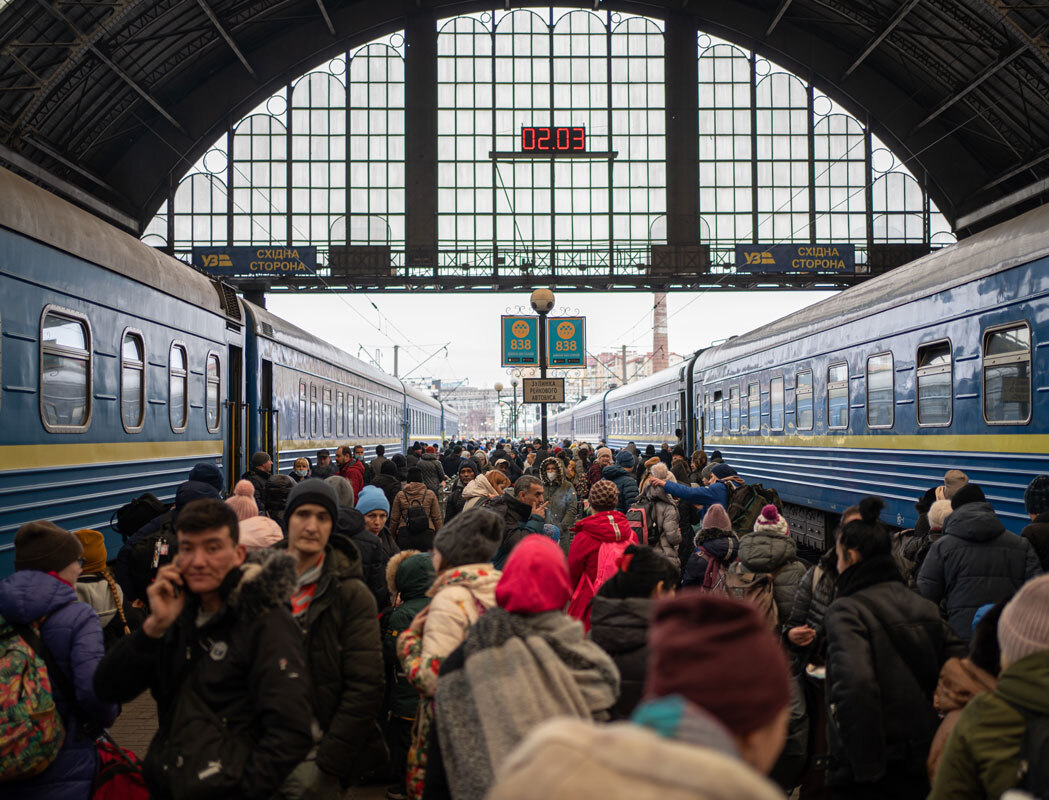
521, 127, 586, 152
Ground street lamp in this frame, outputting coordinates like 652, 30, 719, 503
530, 288, 555, 447
493, 382, 504, 439
510, 378, 519, 439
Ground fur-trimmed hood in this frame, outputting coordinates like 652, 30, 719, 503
216, 549, 297, 621
540, 457, 565, 487
385, 549, 435, 600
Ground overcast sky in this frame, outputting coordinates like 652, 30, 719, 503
266, 289, 838, 393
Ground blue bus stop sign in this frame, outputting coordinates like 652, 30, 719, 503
547, 317, 586, 367
501, 316, 539, 367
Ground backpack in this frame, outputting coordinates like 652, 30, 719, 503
626, 498, 660, 547
404, 501, 430, 536
0, 618, 65, 781
726, 483, 782, 534
1008, 703, 1049, 799
127, 525, 175, 603
567, 514, 634, 621
92, 733, 148, 800
111, 493, 168, 541
725, 564, 785, 628
892, 529, 940, 589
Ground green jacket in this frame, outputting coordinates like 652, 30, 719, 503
383, 552, 436, 719
929, 649, 1049, 799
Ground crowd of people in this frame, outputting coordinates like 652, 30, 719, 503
2, 436, 1048, 800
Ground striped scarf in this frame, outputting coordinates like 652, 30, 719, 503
290, 553, 325, 620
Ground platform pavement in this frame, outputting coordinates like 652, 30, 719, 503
106, 693, 387, 798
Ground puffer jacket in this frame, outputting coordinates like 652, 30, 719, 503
297, 534, 384, 783
444, 476, 469, 522
93, 551, 314, 800
462, 474, 498, 512
638, 481, 682, 567
371, 471, 403, 510
824, 554, 965, 788
681, 527, 739, 588
240, 466, 271, 512
927, 657, 997, 784
928, 649, 1049, 800
417, 453, 447, 495
783, 547, 838, 667
917, 501, 1042, 640
389, 482, 442, 535
484, 489, 546, 569
0, 571, 118, 800
601, 464, 639, 514
1021, 511, 1049, 571
334, 505, 389, 610
567, 511, 638, 630
540, 457, 578, 553
383, 552, 435, 719
588, 595, 652, 719
734, 530, 807, 624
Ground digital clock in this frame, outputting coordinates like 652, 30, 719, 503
521, 126, 586, 152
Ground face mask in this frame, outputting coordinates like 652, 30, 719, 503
294, 469, 308, 477
546, 471, 558, 482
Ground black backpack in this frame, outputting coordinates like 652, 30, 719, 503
127, 525, 175, 603
404, 501, 430, 536
1008, 702, 1049, 799
111, 493, 168, 540
726, 483, 782, 534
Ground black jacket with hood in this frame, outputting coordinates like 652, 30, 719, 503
588, 594, 652, 720
484, 489, 545, 569
93, 551, 313, 800
334, 505, 390, 610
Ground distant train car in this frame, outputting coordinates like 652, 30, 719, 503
405, 385, 444, 447
604, 365, 687, 453
442, 401, 460, 441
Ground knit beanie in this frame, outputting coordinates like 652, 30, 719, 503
998, 575, 1049, 666
251, 451, 271, 469
644, 456, 661, 470
432, 508, 504, 567
700, 503, 732, 532
425, 446, 436, 454
284, 478, 339, 525
752, 504, 788, 536
927, 499, 953, 531
615, 449, 635, 469
225, 480, 259, 521
645, 590, 791, 736
711, 463, 737, 481
187, 462, 225, 493
496, 535, 571, 614
595, 447, 612, 461
943, 470, 968, 500
175, 480, 221, 517
73, 529, 107, 574
589, 480, 619, 512
407, 466, 424, 483
14, 520, 83, 573
1025, 475, 1049, 516
356, 485, 390, 516
324, 475, 355, 508
951, 483, 986, 510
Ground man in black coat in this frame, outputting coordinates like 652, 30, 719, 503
240, 450, 273, 511
484, 475, 547, 569
94, 498, 313, 799
333, 504, 390, 611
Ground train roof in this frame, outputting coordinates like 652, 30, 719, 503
702, 201, 1049, 369
0, 167, 226, 316
605, 363, 684, 403
244, 300, 405, 394
404, 384, 443, 411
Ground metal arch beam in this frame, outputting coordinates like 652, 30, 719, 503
976, 144, 1049, 193
917, 43, 1029, 129
32, 0, 186, 135
765, 0, 793, 36
195, 0, 257, 80
956, 175, 1049, 229
315, 0, 335, 35
842, 0, 922, 80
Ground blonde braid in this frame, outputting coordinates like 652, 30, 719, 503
101, 569, 131, 635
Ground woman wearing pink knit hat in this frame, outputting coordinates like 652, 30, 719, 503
226, 479, 283, 550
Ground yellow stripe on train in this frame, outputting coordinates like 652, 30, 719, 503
702, 433, 1049, 455
0, 440, 221, 471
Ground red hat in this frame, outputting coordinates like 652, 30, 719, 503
425, 445, 436, 454
645, 590, 791, 736
496, 535, 571, 614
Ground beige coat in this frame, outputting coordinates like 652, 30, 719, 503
462, 474, 498, 512
389, 482, 443, 534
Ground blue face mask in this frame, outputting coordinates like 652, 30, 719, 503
294, 469, 308, 477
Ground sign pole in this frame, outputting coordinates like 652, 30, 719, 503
539, 307, 548, 448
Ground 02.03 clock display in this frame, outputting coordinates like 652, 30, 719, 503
521, 126, 586, 152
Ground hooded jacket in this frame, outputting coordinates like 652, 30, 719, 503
824, 554, 965, 788
237, 514, 284, 550
638, 481, 682, 567
601, 464, 639, 515
443, 476, 470, 522
93, 552, 314, 800
417, 452, 447, 495
681, 528, 739, 588
462, 474, 498, 512
567, 511, 638, 629
661, 479, 730, 515
589, 595, 653, 719
783, 548, 838, 667
1021, 511, 1049, 571
389, 482, 442, 535
383, 552, 435, 719
927, 657, 997, 784
540, 457, 578, 550
240, 466, 272, 511
734, 529, 807, 624
339, 458, 365, 497
484, 489, 546, 569
334, 505, 389, 610
928, 650, 1049, 800
372, 460, 404, 509
0, 571, 119, 800
917, 501, 1042, 640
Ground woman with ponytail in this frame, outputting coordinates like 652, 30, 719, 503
590, 544, 679, 719
823, 497, 965, 800
74, 529, 131, 645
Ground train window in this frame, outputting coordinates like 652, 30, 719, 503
336, 391, 344, 437
323, 387, 333, 437
729, 386, 740, 432
299, 382, 307, 437
41, 309, 92, 431
120, 330, 145, 433
770, 377, 784, 431
712, 391, 723, 432
983, 323, 1031, 424
168, 343, 188, 432
205, 354, 221, 433
747, 383, 759, 433
866, 354, 894, 428
827, 363, 849, 429
796, 371, 813, 431
310, 385, 319, 438
358, 396, 364, 436
917, 341, 952, 426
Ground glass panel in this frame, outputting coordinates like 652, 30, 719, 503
984, 362, 1030, 422
918, 341, 951, 368
299, 382, 307, 437
918, 370, 951, 425
206, 381, 220, 430
796, 371, 813, 430
170, 346, 185, 372
828, 363, 849, 429
43, 314, 86, 351
170, 371, 187, 429
748, 383, 759, 431
42, 354, 88, 426
730, 386, 740, 431
207, 354, 220, 381
122, 366, 143, 429
985, 326, 1030, 356
122, 334, 143, 363
866, 354, 893, 427
770, 377, 784, 431
713, 391, 723, 432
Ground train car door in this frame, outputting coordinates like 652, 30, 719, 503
226, 345, 245, 493
258, 359, 278, 466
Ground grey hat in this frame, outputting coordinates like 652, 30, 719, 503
432, 508, 504, 568
251, 451, 272, 468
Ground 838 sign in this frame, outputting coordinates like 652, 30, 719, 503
501, 316, 539, 367
546, 317, 586, 368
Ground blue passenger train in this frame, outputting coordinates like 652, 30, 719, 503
0, 167, 456, 573
542, 203, 1049, 547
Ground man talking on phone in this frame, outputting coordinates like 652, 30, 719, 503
484, 474, 549, 569
94, 498, 313, 799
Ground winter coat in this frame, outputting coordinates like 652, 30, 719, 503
444, 477, 469, 522
461, 474, 498, 512
372, 474, 403, 510
588, 595, 652, 719
312, 462, 337, 480
334, 505, 390, 610
783, 549, 837, 667
484, 489, 547, 569
339, 459, 365, 497
927, 657, 997, 784
0, 571, 118, 800
638, 482, 682, 567
681, 528, 739, 588
240, 466, 271, 511
370, 454, 389, 478
237, 515, 284, 551
670, 455, 690, 483
417, 453, 447, 495
661, 479, 730, 516
734, 529, 807, 624
93, 551, 314, 800
540, 458, 578, 552
567, 511, 638, 629
383, 552, 434, 719
74, 572, 123, 633
928, 649, 1049, 800
297, 535, 384, 783
390, 482, 442, 535
264, 474, 294, 523
1021, 511, 1049, 571
824, 554, 965, 788
601, 464, 639, 515
917, 501, 1042, 640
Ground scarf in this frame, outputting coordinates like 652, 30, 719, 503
290, 553, 325, 620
